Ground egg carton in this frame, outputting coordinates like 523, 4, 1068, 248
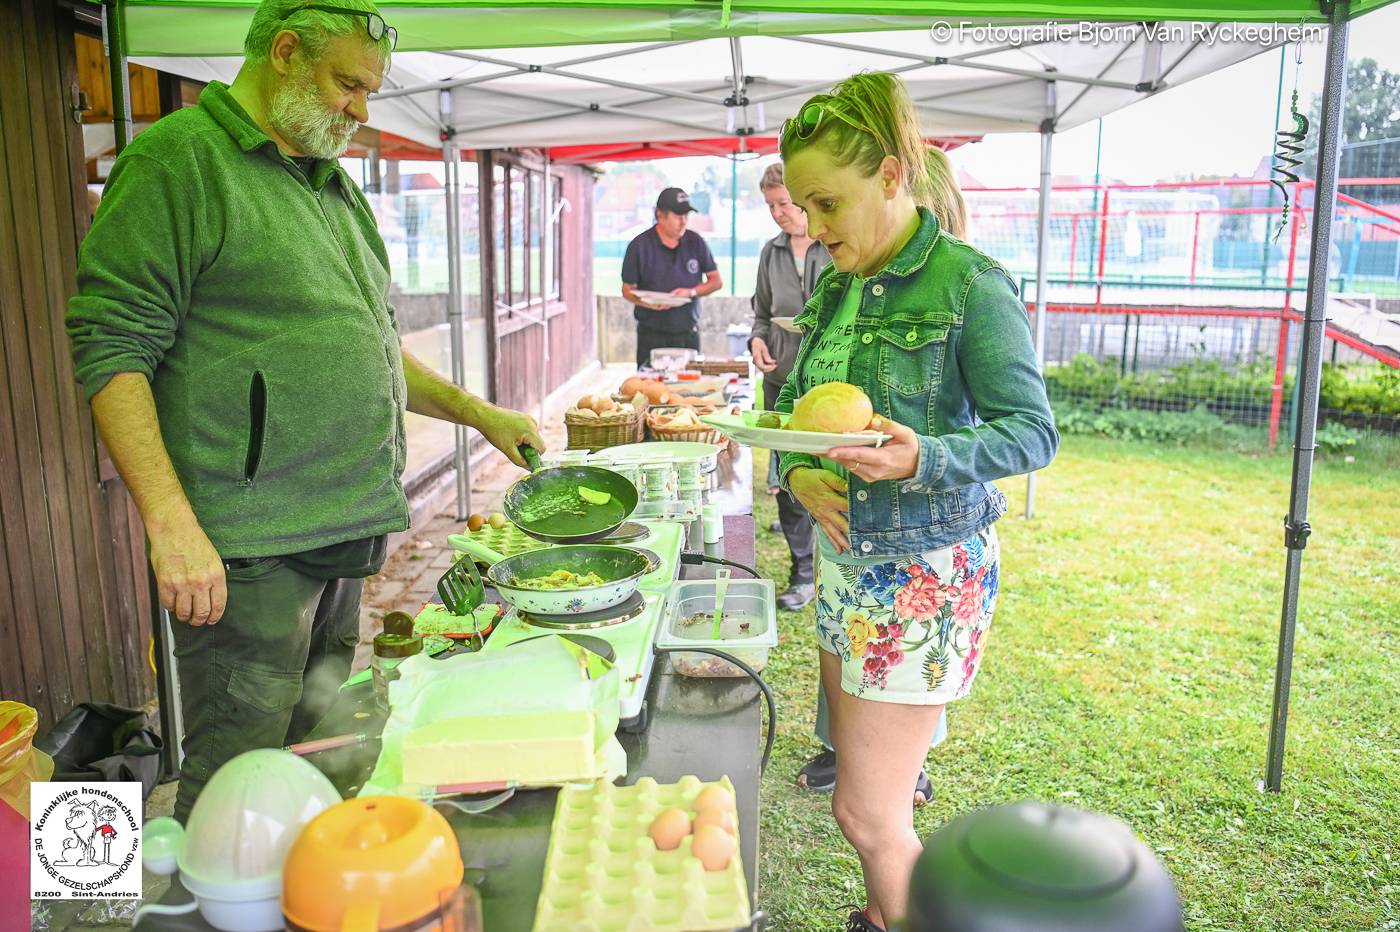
534, 775, 750, 932
453, 524, 549, 563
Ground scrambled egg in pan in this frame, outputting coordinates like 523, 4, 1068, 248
512, 569, 608, 591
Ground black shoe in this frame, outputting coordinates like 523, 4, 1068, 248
768, 519, 783, 533
777, 582, 814, 611
797, 748, 836, 793
798, 748, 933, 806
844, 908, 885, 932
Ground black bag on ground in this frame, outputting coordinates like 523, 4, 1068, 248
34, 702, 164, 800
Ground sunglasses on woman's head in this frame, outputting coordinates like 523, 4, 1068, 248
292, 4, 398, 50
781, 97, 879, 143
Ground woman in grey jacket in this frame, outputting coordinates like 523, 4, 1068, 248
751, 162, 831, 611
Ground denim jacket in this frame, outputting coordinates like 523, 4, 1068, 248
775, 208, 1059, 558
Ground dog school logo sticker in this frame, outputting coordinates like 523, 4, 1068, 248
30, 783, 142, 899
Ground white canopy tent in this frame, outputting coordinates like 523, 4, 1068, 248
100, 0, 1377, 792
133, 24, 1299, 529
136, 26, 1282, 150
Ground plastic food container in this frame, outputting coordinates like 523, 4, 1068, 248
674, 460, 703, 485
702, 504, 723, 545
641, 464, 676, 494
281, 796, 469, 932
610, 465, 642, 491
139, 750, 342, 931
657, 579, 777, 677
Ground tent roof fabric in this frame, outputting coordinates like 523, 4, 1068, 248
136, 24, 1308, 151
121, 1, 1396, 154
118, 1, 1397, 59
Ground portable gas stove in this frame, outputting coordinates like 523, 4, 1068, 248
480, 519, 686, 730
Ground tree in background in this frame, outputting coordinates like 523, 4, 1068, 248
1307, 57, 1400, 144
1305, 57, 1399, 204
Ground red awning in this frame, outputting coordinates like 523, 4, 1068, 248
350, 134, 981, 165
545, 135, 980, 165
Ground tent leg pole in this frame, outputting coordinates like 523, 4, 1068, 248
1264, 0, 1349, 794
444, 132, 472, 520
540, 150, 551, 430
730, 154, 738, 297
1025, 83, 1055, 521
103, 0, 133, 152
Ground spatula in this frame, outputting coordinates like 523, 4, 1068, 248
711, 568, 731, 640
435, 556, 486, 648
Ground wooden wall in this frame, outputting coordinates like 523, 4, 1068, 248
492, 156, 597, 414
75, 32, 163, 124
0, 0, 153, 727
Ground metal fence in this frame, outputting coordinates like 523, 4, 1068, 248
963, 179, 1400, 440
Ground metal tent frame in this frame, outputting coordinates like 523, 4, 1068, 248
100, 0, 1358, 791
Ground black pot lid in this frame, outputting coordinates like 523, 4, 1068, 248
958, 802, 1135, 899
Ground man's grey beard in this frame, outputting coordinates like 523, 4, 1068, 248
268, 62, 359, 159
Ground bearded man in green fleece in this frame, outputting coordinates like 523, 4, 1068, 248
65, 0, 544, 822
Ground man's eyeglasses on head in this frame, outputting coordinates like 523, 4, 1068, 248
292, 4, 397, 50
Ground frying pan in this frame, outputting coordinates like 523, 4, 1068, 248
504, 446, 639, 545
446, 537, 656, 615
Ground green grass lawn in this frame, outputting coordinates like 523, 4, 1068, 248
750, 436, 1400, 931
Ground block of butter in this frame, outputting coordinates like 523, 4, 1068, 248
401, 710, 596, 786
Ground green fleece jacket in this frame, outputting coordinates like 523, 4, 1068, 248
67, 82, 409, 556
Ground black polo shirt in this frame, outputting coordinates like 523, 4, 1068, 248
621, 226, 717, 333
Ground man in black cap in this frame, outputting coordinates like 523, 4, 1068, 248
621, 187, 723, 368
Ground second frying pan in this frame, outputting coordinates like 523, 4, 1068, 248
504, 445, 639, 545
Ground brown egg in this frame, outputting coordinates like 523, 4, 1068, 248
466, 514, 485, 532
693, 808, 736, 837
692, 786, 734, 815
690, 824, 735, 871
648, 807, 691, 851
488, 513, 507, 530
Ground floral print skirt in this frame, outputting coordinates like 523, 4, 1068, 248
815, 526, 999, 705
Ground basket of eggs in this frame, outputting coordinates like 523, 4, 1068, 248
564, 392, 647, 451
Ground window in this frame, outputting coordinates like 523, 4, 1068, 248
510, 168, 528, 306
546, 175, 563, 301
529, 170, 543, 303
494, 163, 507, 309
492, 157, 564, 312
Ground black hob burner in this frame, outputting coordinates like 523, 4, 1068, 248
517, 591, 648, 630
600, 521, 652, 544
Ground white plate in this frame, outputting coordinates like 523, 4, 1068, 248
602, 441, 721, 471
772, 316, 803, 334
632, 289, 691, 308
700, 412, 891, 454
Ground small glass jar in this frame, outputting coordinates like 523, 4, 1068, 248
371, 633, 422, 711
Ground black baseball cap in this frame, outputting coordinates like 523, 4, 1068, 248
656, 187, 696, 214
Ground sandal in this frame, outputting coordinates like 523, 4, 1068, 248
796, 749, 934, 807
913, 769, 933, 807
795, 749, 836, 793
843, 908, 885, 932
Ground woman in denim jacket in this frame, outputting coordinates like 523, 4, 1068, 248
774, 73, 1059, 932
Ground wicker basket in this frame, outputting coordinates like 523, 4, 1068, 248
566, 407, 645, 451
693, 357, 751, 378
645, 405, 726, 446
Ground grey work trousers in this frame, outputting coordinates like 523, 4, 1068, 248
170, 556, 362, 822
